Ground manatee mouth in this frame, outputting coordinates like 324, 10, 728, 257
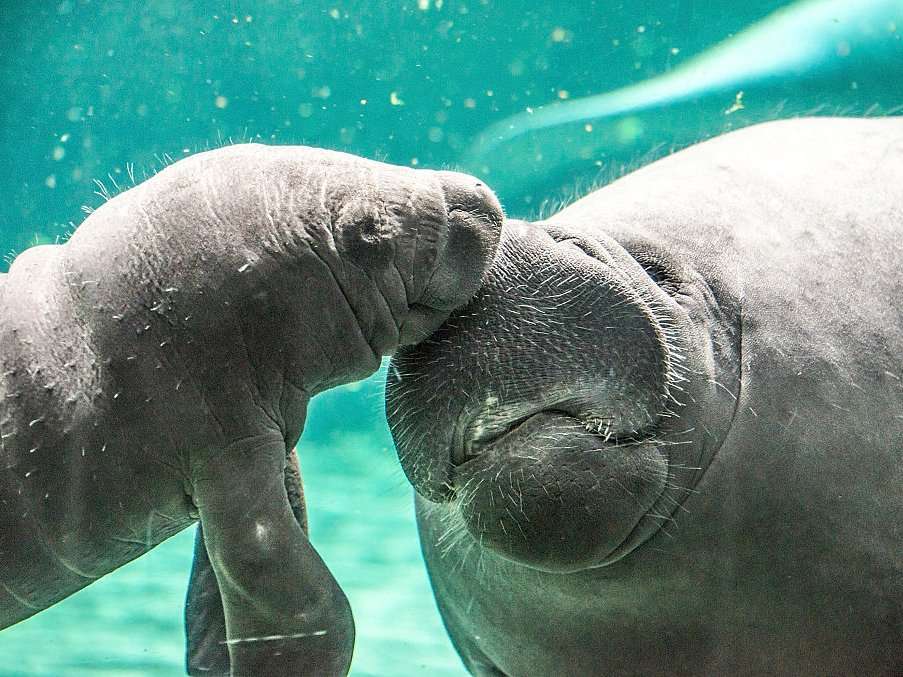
441, 404, 669, 573
452, 408, 658, 468
397, 302, 450, 345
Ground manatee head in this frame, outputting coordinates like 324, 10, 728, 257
63, 144, 505, 398
387, 219, 731, 573
170, 144, 506, 350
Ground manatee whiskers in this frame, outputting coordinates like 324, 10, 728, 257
428, 483, 481, 568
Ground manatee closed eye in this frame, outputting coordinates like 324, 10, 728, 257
0, 144, 503, 676
387, 117, 903, 676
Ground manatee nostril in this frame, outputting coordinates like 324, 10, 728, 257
444, 189, 503, 227
358, 214, 379, 242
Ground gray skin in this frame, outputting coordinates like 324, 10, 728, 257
0, 144, 503, 676
387, 117, 903, 676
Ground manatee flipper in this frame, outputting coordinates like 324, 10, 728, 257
185, 525, 230, 676
185, 448, 314, 676
190, 435, 351, 676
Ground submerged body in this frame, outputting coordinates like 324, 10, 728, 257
0, 144, 503, 675
388, 117, 903, 675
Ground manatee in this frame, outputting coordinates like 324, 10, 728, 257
387, 117, 903, 676
0, 144, 503, 676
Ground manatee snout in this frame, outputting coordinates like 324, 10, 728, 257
388, 220, 678, 572
328, 165, 502, 347
398, 171, 504, 345
145, 146, 504, 364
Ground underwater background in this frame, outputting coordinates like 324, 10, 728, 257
0, 1, 900, 674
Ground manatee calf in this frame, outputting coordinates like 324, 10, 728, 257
387, 117, 903, 676
0, 144, 503, 676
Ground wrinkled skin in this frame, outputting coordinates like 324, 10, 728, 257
387, 117, 903, 676
0, 144, 503, 676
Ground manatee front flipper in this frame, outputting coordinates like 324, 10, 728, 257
190, 435, 353, 676
185, 525, 229, 676
185, 451, 310, 676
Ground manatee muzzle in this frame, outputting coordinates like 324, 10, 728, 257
389, 221, 676, 571
399, 171, 504, 345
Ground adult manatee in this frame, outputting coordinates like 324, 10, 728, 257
387, 117, 903, 676
0, 144, 503, 676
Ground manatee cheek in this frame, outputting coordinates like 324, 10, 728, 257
455, 412, 667, 573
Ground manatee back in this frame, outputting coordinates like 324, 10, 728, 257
554, 116, 903, 319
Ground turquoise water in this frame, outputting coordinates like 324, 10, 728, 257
1, 1, 900, 674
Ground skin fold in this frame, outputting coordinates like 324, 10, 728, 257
0, 144, 503, 676
387, 117, 903, 676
